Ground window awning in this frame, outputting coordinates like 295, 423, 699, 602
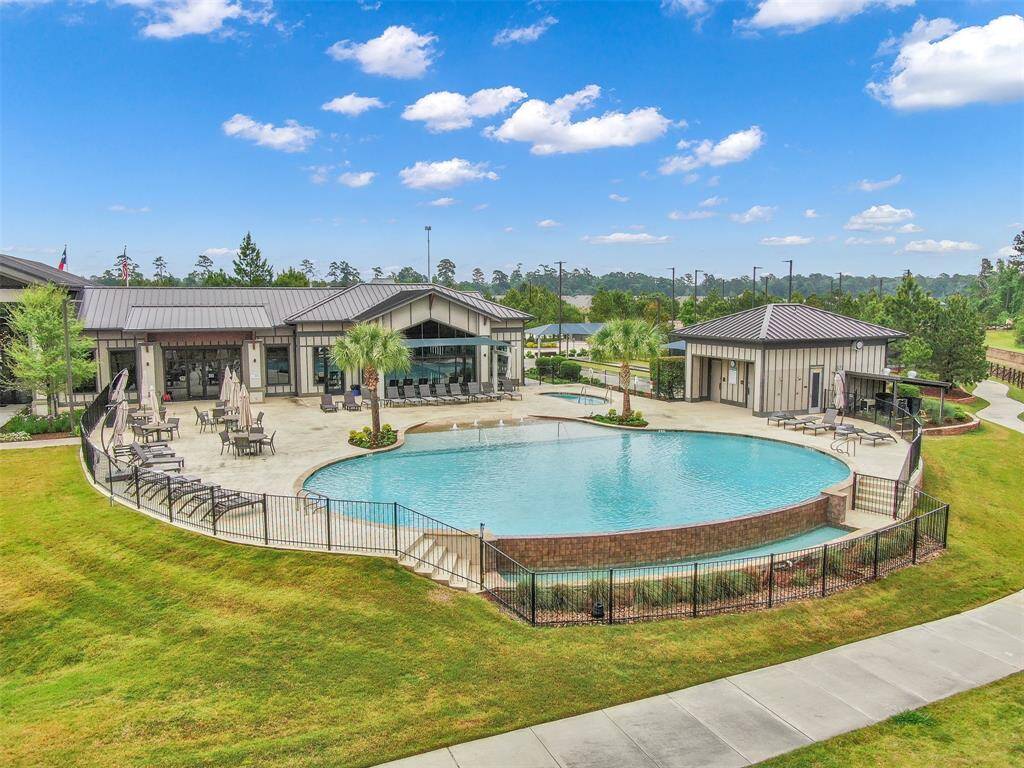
663, 340, 687, 352
402, 336, 509, 349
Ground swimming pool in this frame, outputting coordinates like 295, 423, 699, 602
303, 420, 850, 536
540, 392, 609, 405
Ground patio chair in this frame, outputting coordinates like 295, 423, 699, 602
207, 493, 261, 524
767, 412, 795, 426
320, 394, 339, 413
260, 431, 276, 455
232, 435, 255, 457
783, 416, 819, 430
500, 379, 523, 400
466, 382, 494, 402
417, 384, 441, 405
384, 386, 405, 407
250, 425, 264, 435
443, 383, 469, 403
212, 407, 226, 423
433, 384, 458, 404
254, 411, 264, 428
166, 417, 181, 439
218, 430, 231, 455
342, 392, 361, 412
193, 406, 204, 425
197, 411, 215, 433
401, 385, 426, 405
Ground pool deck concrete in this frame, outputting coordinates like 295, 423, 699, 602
142, 382, 908, 505
374, 591, 1023, 768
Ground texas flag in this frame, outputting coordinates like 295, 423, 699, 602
57, 245, 67, 271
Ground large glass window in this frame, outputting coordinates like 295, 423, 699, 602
108, 349, 137, 395
265, 345, 291, 386
74, 350, 97, 393
313, 346, 345, 394
162, 347, 240, 401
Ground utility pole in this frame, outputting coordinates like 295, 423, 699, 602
782, 259, 793, 302
763, 274, 770, 300
424, 225, 432, 282
666, 267, 676, 324
836, 272, 844, 294
555, 260, 566, 356
693, 269, 703, 306
62, 296, 75, 422
752, 266, 761, 308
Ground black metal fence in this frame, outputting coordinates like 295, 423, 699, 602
989, 362, 1024, 388
79, 380, 949, 627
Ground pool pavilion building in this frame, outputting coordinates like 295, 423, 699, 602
671, 303, 909, 416
1, 255, 529, 411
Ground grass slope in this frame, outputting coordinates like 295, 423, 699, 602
986, 329, 1024, 353
2, 423, 1023, 767
757, 673, 1024, 768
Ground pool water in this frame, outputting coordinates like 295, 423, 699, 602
304, 420, 850, 535
540, 392, 609, 405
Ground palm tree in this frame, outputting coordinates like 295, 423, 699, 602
331, 323, 411, 447
589, 318, 666, 417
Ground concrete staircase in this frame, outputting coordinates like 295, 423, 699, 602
398, 533, 480, 592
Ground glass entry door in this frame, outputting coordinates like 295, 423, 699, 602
163, 347, 241, 401
313, 346, 345, 394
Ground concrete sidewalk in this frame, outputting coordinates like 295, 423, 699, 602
378, 592, 1023, 767
974, 379, 1024, 434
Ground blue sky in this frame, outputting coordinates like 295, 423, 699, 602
2, 0, 1022, 282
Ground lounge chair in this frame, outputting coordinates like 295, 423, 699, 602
342, 392, 361, 412
481, 382, 504, 400
443, 383, 469, 403
859, 430, 898, 446
767, 412, 795, 426
384, 386, 405, 407
130, 443, 183, 471
434, 385, 458, 404
417, 384, 441, 405
783, 416, 819, 430
466, 382, 494, 402
401, 385, 426, 405
500, 379, 523, 400
320, 394, 339, 413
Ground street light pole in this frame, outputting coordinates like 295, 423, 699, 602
782, 259, 793, 302
424, 225, 432, 282
763, 274, 770, 300
62, 296, 75, 422
693, 269, 703, 306
667, 267, 676, 324
751, 266, 761, 308
555, 260, 566, 356
836, 272, 844, 294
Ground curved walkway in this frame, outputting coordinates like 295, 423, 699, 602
378, 592, 1023, 768
974, 379, 1024, 434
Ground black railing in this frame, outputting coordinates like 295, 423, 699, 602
78, 383, 949, 627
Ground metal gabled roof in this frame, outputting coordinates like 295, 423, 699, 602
673, 304, 905, 344
283, 282, 531, 323
0, 253, 93, 287
123, 305, 274, 331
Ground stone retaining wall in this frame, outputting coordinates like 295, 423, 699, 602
493, 495, 833, 569
987, 347, 1024, 368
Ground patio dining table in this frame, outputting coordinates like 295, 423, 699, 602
140, 422, 175, 442
232, 433, 269, 456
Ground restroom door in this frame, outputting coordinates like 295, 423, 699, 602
709, 359, 722, 402
808, 365, 824, 414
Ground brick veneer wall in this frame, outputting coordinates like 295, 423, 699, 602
493, 495, 833, 570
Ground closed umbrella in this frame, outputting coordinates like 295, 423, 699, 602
238, 384, 252, 431
147, 386, 162, 424
219, 367, 233, 403
833, 371, 847, 413
112, 399, 129, 447
111, 368, 129, 404
229, 373, 241, 412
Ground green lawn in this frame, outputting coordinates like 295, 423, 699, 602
986, 328, 1024, 353
2, 422, 1023, 767
757, 673, 1023, 768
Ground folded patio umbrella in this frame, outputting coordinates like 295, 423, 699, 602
110, 368, 129, 404
219, 367, 233, 403
228, 374, 241, 412
238, 384, 252, 431
148, 386, 162, 424
833, 371, 847, 414
112, 399, 128, 447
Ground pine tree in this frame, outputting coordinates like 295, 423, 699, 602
232, 232, 273, 286
472, 267, 485, 285
153, 256, 168, 281
300, 259, 316, 281
195, 252, 214, 277
436, 258, 456, 286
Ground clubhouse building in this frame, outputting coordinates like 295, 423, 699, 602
1, 254, 529, 411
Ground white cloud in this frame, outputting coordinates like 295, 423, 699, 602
660, 126, 764, 175
760, 235, 813, 246
321, 93, 385, 117
202, 247, 237, 257
537, 219, 561, 228
428, 197, 457, 207
399, 158, 498, 190
327, 25, 437, 79
402, 87, 527, 132
668, 210, 716, 221
123, 0, 273, 40
493, 15, 557, 45
486, 84, 671, 155
609, 193, 630, 203
473, 203, 489, 211
904, 239, 981, 253
804, 208, 820, 218
700, 195, 726, 207
338, 171, 376, 188
856, 173, 902, 191
740, 0, 914, 33
897, 223, 923, 233
706, 175, 721, 187
731, 205, 776, 224
868, 15, 1024, 110
662, 0, 712, 23
304, 165, 334, 184
844, 204, 914, 231
584, 232, 672, 245
995, 245, 1016, 258
503, 226, 515, 233
845, 236, 897, 245
108, 204, 151, 214
221, 113, 316, 153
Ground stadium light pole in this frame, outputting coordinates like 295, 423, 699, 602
751, 266, 761, 308
424, 225, 432, 283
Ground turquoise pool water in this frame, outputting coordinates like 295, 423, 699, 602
540, 392, 609, 405
304, 420, 850, 535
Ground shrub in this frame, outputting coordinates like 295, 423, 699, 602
536, 583, 578, 612
348, 424, 397, 449
650, 357, 687, 399
0, 431, 31, 443
525, 351, 535, 359
790, 570, 815, 588
1, 410, 81, 435
558, 361, 582, 381
591, 408, 648, 427
662, 576, 694, 604
897, 383, 922, 398
632, 579, 676, 609
584, 578, 609, 609
921, 398, 968, 426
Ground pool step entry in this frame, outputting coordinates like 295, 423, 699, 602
399, 534, 481, 593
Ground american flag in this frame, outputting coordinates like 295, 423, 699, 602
57, 245, 67, 271
120, 246, 129, 286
